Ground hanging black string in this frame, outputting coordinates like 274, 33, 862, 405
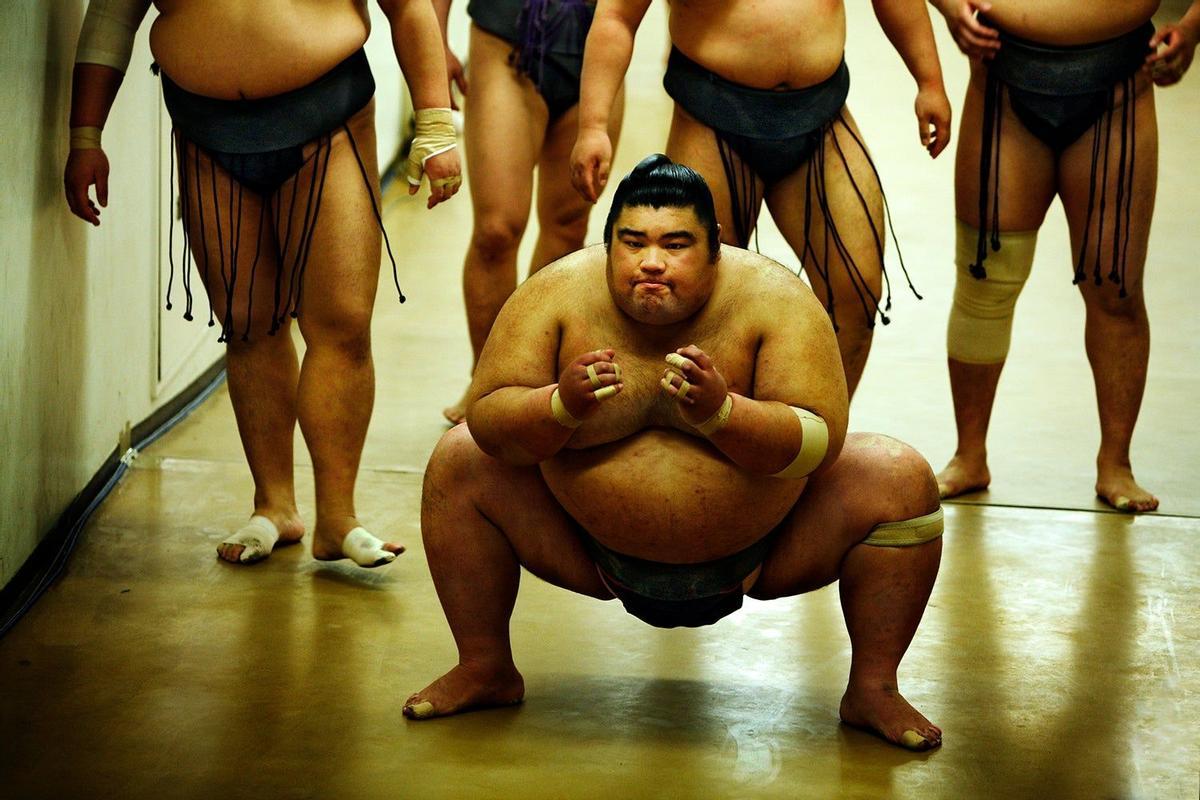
344, 121, 405, 303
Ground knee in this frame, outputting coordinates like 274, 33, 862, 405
855, 434, 940, 519
298, 302, 373, 361
540, 204, 589, 247
947, 221, 1036, 364
423, 425, 488, 514
471, 215, 527, 263
1084, 285, 1146, 322
425, 424, 482, 488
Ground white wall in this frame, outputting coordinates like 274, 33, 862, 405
0, 2, 409, 590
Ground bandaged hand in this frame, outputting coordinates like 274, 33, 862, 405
406, 107, 462, 208
660, 344, 729, 427
64, 132, 109, 226
551, 348, 625, 428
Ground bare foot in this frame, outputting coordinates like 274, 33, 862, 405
311, 520, 405, 565
443, 386, 471, 426
839, 683, 942, 751
216, 510, 304, 564
1096, 464, 1159, 512
404, 662, 525, 720
935, 454, 990, 499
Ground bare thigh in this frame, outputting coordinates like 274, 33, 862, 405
533, 87, 625, 256
1057, 73, 1157, 302
748, 432, 939, 600
465, 25, 550, 240
432, 425, 612, 599
176, 137, 282, 341
665, 103, 764, 246
955, 62, 1057, 230
285, 99, 384, 339
764, 108, 885, 322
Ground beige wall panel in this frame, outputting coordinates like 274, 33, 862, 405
0, 2, 222, 589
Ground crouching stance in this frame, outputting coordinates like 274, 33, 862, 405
406, 156, 945, 751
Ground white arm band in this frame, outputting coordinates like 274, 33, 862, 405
772, 406, 829, 479
75, 0, 152, 74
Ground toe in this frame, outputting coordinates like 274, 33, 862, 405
217, 544, 245, 563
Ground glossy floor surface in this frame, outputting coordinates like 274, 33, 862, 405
3, 4, 1199, 799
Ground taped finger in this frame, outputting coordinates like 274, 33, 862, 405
594, 385, 619, 402
586, 364, 602, 389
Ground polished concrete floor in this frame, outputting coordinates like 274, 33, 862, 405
3, 6, 1200, 799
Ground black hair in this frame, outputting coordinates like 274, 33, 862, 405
603, 154, 719, 259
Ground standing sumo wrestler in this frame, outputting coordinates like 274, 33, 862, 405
434, 0, 626, 424
930, 0, 1200, 511
64, 0, 462, 565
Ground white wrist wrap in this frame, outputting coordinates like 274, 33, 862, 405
550, 387, 582, 428
70, 126, 103, 150
406, 108, 459, 187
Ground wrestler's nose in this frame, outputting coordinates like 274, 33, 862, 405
639, 247, 666, 272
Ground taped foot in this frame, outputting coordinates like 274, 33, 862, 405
217, 515, 280, 564
1096, 473, 1158, 513
935, 456, 989, 499
839, 685, 942, 752
403, 663, 524, 721
326, 527, 404, 568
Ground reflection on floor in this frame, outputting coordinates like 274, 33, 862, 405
2, 4, 1198, 799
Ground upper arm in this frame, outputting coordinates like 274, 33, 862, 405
593, 0, 654, 33
468, 268, 566, 402
76, 0, 153, 73
748, 265, 850, 457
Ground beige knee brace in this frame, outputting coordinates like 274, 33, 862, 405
862, 508, 944, 547
946, 220, 1038, 364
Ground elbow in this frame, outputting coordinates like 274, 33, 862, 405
376, 0, 404, 20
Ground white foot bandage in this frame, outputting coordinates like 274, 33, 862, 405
342, 527, 399, 568
219, 515, 280, 564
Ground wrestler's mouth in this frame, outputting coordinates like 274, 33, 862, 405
633, 279, 672, 291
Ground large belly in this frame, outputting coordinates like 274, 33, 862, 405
985, 0, 1157, 45
149, 1, 369, 98
668, 0, 845, 89
541, 429, 805, 563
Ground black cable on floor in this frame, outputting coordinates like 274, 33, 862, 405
0, 367, 228, 640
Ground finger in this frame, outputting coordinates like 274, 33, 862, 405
583, 162, 599, 203
1148, 27, 1170, 49
676, 345, 711, 370
963, 15, 999, 39
409, 182, 419, 196
592, 383, 622, 402
456, 71, 469, 97
578, 348, 616, 367
70, 186, 98, 224
664, 352, 697, 378
930, 119, 951, 158
96, 169, 108, 207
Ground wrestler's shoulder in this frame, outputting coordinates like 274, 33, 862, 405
523, 245, 607, 296
719, 246, 813, 303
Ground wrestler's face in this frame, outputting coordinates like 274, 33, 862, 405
607, 205, 718, 325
